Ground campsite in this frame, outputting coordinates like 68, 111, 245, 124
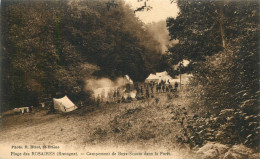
1, 0, 259, 159
0, 89, 197, 157
0, 89, 216, 159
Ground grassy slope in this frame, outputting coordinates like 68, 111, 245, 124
0, 93, 197, 158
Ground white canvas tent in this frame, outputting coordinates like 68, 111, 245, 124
145, 71, 174, 84
53, 96, 77, 113
125, 75, 133, 84
145, 71, 193, 84
145, 74, 159, 83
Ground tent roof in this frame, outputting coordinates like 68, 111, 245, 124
53, 96, 75, 108
155, 71, 168, 77
125, 75, 133, 84
146, 74, 157, 80
146, 71, 173, 80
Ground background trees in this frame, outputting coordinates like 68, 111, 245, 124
166, 0, 223, 67
1, 0, 162, 110
166, 0, 259, 113
166, 0, 259, 148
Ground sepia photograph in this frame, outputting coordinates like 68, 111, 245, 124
0, 0, 259, 158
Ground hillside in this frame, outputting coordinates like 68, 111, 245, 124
0, 93, 199, 158
1, 92, 259, 159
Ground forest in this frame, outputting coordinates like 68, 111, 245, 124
0, 0, 259, 157
2, 0, 164, 109
164, 0, 259, 151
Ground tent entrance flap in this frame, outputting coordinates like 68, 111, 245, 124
53, 96, 77, 113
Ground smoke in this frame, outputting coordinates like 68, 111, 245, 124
85, 77, 127, 90
146, 20, 178, 53
86, 78, 113, 90
85, 77, 136, 100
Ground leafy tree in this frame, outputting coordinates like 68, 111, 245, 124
2, 1, 61, 108
62, 0, 162, 81
168, 0, 259, 148
167, 0, 259, 112
166, 0, 223, 68
2, 1, 98, 109
1, 0, 163, 110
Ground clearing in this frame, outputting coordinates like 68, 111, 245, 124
0, 93, 197, 159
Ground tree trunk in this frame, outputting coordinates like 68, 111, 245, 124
216, 1, 226, 49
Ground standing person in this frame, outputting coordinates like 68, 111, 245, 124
108, 88, 113, 102
151, 85, 154, 98
113, 88, 117, 101
175, 82, 179, 90
169, 84, 173, 92
157, 84, 161, 93
160, 79, 164, 86
146, 87, 149, 98
97, 94, 101, 107
136, 86, 140, 96
159, 82, 163, 93
101, 89, 105, 103
140, 86, 145, 99
162, 85, 165, 92
117, 88, 120, 97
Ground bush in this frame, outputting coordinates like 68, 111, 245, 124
177, 43, 259, 149
171, 106, 259, 149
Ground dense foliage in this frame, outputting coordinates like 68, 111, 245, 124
1, 0, 162, 110
167, 0, 259, 149
166, 0, 223, 66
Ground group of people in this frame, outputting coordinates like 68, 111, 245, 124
94, 80, 180, 105
135, 80, 179, 99
156, 80, 179, 93
95, 87, 121, 103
